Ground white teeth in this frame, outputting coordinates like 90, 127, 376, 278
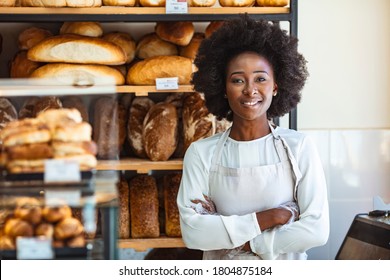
243, 101, 258, 106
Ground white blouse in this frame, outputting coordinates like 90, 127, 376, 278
177, 126, 330, 260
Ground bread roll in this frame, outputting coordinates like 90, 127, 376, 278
0, 0, 16, 6
179, 32, 204, 61
30, 63, 125, 86
155, 22, 194, 46
0, 98, 17, 132
143, 102, 178, 161
182, 92, 215, 152
6, 143, 53, 160
139, 0, 164, 6
0, 236, 15, 250
205, 21, 225, 38
42, 205, 72, 223
66, 234, 86, 247
18, 27, 53, 50
66, 0, 102, 7
129, 175, 159, 238
61, 96, 89, 122
102, 32, 136, 64
127, 97, 155, 158
188, 0, 216, 6
35, 223, 54, 238
10, 51, 43, 78
60, 22, 103, 37
18, 97, 40, 119
27, 34, 127, 65
14, 197, 42, 225
93, 97, 126, 159
103, 0, 135, 6
218, 0, 254, 6
136, 33, 178, 59
256, 0, 288, 6
6, 159, 46, 173
163, 173, 182, 237
21, 0, 102, 7
126, 55, 193, 85
117, 178, 130, 239
4, 218, 34, 238
53, 122, 92, 142
52, 141, 97, 157
1, 125, 51, 147
54, 217, 84, 240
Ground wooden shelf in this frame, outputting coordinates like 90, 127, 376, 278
118, 237, 185, 252
97, 158, 183, 173
116, 85, 194, 96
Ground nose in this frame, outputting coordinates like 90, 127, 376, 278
243, 82, 258, 95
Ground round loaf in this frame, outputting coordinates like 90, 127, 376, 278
30, 63, 125, 85
18, 97, 40, 119
188, 0, 216, 6
126, 55, 194, 85
10, 51, 43, 78
102, 32, 136, 64
0, 98, 17, 132
143, 102, 178, 161
18, 27, 53, 50
4, 218, 34, 238
32, 96, 62, 117
155, 22, 195, 46
127, 97, 155, 158
103, 0, 135, 6
179, 32, 204, 61
60, 22, 103, 37
54, 217, 84, 240
139, 0, 165, 6
35, 223, 54, 238
218, 0, 254, 6
256, 0, 288, 6
0, 0, 16, 6
42, 205, 72, 223
205, 21, 225, 38
136, 33, 178, 59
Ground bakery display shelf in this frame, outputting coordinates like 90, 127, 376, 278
97, 158, 183, 173
0, 7, 291, 22
118, 236, 185, 252
116, 85, 194, 96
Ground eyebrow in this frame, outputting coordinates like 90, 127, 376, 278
230, 70, 269, 77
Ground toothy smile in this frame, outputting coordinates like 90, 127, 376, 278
241, 100, 262, 106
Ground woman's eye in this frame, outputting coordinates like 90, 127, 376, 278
231, 78, 244, 84
256, 77, 266, 82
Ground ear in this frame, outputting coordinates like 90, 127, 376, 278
273, 84, 278, 92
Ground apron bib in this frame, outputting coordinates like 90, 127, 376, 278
204, 122, 303, 260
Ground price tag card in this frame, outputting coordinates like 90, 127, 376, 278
166, 0, 188, 14
45, 189, 81, 207
17, 237, 54, 260
156, 77, 179, 90
44, 159, 81, 183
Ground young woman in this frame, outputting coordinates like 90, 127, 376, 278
177, 16, 329, 260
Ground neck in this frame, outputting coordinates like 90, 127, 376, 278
229, 118, 271, 141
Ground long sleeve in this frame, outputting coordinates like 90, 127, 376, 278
250, 135, 330, 259
177, 143, 261, 250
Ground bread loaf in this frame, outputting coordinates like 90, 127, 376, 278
27, 34, 127, 65
143, 102, 178, 161
60, 22, 103, 37
188, 0, 216, 6
117, 178, 130, 239
61, 96, 89, 122
126, 55, 193, 85
139, 0, 165, 6
21, 0, 102, 7
10, 51, 43, 78
0, 0, 16, 6
218, 0, 254, 6
32, 96, 62, 117
136, 33, 178, 59
165, 93, 185, 158
127, 97, 155, 158
6, 143, 53, 160
129, 175, 159, 238
182, 92, 215, 152
103, 0, 136, 6
93, 97, 126, 159
18, 97, 39, 119
205, 21, 225, 38
163, 173, 182, 237
179, 32, 204, 61
18, 27, 53, 50
0, 98, 17, 132
256, 0, 288, 6
102, 32, 136, 64
155, 22, 194, 46
30, 63, 125, 86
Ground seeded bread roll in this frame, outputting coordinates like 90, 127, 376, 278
163, 173, 182, 237
127, 97, 155, 158
10, 51, 43, 78
126, 55, 193, 85
155, 21, 194, 46
18, 27, 53, 50
27, 34, 126, 65
136, 33, 178, 59
129, 175, 159, 238
117, 178, 130, 239
60, 22, 103, 37
102, 31, 136, 64
143, 102, 178, 161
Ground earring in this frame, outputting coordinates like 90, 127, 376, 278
273, 91, 278, 96
224, 94, 227, 98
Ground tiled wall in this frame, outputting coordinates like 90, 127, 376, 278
303, 129, 390, 260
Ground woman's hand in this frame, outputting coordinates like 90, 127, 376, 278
255, 201, 299, 231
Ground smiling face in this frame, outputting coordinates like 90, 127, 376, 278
225, 51, 277, 125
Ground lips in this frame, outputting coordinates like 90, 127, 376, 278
241, 99, 262, 106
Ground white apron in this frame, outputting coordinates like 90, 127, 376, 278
203, 122, 305, 260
